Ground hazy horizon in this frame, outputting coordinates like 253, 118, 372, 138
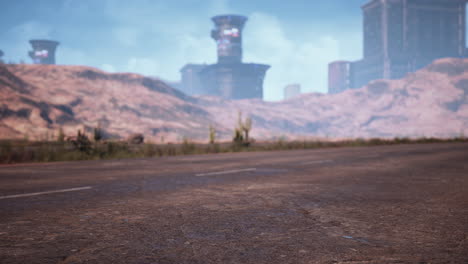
3, 1, 468, 101
0, 0, 375, 100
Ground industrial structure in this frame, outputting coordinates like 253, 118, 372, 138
329, 0, 468, 94
28, 39, 60, 65
0, 50, 4, 63
284, 84, 302, 99
180, 15, 270, 100
328, 61, 351, 94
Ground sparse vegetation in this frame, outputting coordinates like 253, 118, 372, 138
209, 125, 216, 144
72, 130, 92, 153
93, 125, 103, 142
232, 111, 252, 147
0, 135, 467, 164
57, 127, 65, 143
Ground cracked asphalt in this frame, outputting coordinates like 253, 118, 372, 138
0, 143, 467, 263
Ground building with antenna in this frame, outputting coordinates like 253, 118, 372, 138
180, 15, 270, 100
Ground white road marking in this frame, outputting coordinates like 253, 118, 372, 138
196, 168, 257, 177
301, 160, 333, 165
0, 186, 93, 200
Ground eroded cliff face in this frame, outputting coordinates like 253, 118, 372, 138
1, 58, 467, 141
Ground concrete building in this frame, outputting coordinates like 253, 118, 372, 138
199, 63, 270, 99
329, 0, 468, 93
328, 61, 352, 94
180, 15, 270, 100
284, 84, 301, 99
28, 40, 59, 65
180, 64, 207, 95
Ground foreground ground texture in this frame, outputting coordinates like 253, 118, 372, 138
0, 143, 467, 263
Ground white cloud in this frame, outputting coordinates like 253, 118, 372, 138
9, 21, 52, 39
174, 34, 216, 64
56, 46, 88, 66
120, 33, 215, 80
3, 21, 53, 62
101, 64, 116, 73
125, 57, 161, 76
243, 12, 340, 100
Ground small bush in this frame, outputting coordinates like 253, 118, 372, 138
72, 130, 92, 153
57, 127, 65, 143
181, 138, 196, 154
93, 126, 103, 142
209, 125, 216, 144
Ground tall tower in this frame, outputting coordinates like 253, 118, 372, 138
350, 0, 467, 90
180, 14, 270, 100
0, 50, 4, 63
28, 40, 60, 65
211, 15, 248, 64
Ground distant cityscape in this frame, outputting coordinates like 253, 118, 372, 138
1, 0, 468, 100
329, 0, 468, 94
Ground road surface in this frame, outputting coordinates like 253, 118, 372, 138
0, 143, 467, 263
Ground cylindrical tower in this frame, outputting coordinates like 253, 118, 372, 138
28, 40, 60, 65
211, 15, 247, 64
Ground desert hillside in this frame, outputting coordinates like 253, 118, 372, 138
0, 64, 224, 141
1, 58, 467, 141
204, 58, 468, 139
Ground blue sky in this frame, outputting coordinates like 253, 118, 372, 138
0, 0, 369, 100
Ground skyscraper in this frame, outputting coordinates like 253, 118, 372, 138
329, 0, 468, 93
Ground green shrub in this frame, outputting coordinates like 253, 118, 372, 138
209, 125, 216, 144
93, 126, 103, 142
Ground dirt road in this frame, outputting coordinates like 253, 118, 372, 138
0, 143, 467, 263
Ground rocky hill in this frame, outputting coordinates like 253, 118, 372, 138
204, 58, 468, 139
1, 58, 467, 141
0, 64, 222, 141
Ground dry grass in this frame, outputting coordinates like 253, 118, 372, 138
0, 137, 467, 164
